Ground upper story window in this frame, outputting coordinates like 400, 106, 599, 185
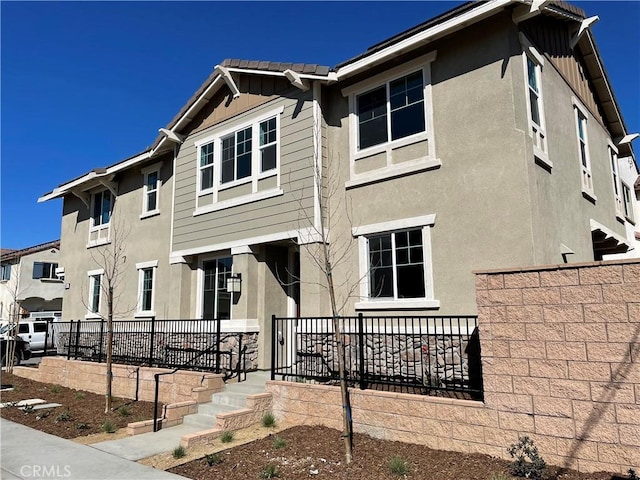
573, 99, 594, 200
89, 189, 113, 247
352, 214, 438, 310
357, 70, 425, 150
0, 264, 11, 281
32, 262, 58, 280
342, 52, 439, 189
622, 182, 635, 224
609, 145, 623, 218
141, 162, 162, 219
194, 106, 284, 215
520, 34, 548, 167
136, 260, 157, 316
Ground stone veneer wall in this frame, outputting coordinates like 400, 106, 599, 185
267, 259, 640, 474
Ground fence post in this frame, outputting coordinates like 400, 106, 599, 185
215, 318, 221, 374
270, 315, 276, 381
74, 320, 82, 359
358, 313, 365, 390
98, 318, 105, 362
66, 320, 74, 360
149, 316, 156, 367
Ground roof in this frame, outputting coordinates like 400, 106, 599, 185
39, 0, 635, 202
0, 240, 60, 263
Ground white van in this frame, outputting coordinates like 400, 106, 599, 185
0, 313, 58, 351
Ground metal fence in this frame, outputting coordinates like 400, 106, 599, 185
271, 314, 483, 400
52, 318, 250, 379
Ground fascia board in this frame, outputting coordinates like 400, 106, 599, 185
336, 0, 515, 80
224, 66, 337, 82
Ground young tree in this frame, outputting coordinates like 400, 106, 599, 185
1, 264, 25, 373
85, 221, 132, 413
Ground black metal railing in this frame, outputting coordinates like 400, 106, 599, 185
271, 314, 483, 400
52, 318, 249, 379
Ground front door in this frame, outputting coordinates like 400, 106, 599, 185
202, 257, 232, 320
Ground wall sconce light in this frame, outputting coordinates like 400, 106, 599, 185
227, 273, 242, 293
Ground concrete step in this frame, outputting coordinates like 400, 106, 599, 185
223, 382, 267, 394
196, 402, 240, 417
209, 391, 251, 407
181, 413, 216, 430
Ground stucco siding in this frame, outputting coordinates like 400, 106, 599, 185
172, 89, 316, 254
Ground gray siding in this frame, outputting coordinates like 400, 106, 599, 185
172, 89, 316, 253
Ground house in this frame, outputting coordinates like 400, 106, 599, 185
0, 240, 64, 323
39, 0, 638, 369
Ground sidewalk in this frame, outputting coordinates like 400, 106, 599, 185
0, 419, 188, 480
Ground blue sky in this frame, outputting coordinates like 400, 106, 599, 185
1, 1, 639, 250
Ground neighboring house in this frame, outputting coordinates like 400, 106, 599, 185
40, 1, 638, 369
0, 240, 64, 323
604, 153, 640, 259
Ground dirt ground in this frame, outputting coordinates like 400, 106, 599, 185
169, 425, 630, 480
0, 372, 160, 439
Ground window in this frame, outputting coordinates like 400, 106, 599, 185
357, 70, 425, 150
136, 261, 157, 315
88, 273, 102, 315
574, 101, 593, 196
32, 262, 58, 280
525, 54, 547, 162
609, 146, 623, 217
221, 126, 252, 184
141, 162, 162, 217
199, 142, 214, 192
0, 264, 10, 281
92, 190, 112, 227
622, 183, 635, 223
194, 106, 283, 214
201, 257, 232, 320
353, 214, 438, 310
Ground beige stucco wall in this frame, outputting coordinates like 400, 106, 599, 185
59, 153, 174, 320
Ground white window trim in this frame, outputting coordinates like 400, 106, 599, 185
573, 97, 595, 201
519, 33, 549, 168
343, 51, 439, 187
86, 269, 104, 319
352, 215, 438, 310
608, 141, 624, 220
621, 182, 635, 224
88, 190, 112, 247
194, 106, 284, 212
140, 162, 162, 219
136, 260, 158, 317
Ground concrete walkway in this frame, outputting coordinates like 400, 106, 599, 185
0, 419, 187, 480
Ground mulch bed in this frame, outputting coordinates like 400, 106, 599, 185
169, 425, 628, 480
0, 372, 160, 438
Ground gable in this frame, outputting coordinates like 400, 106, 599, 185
179, 74, 295, 138
522, 15, 605, 128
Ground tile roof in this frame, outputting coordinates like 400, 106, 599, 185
221, 59, 331, 76
0, 240, 60, 262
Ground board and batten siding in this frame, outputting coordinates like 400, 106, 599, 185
172, 90, 316, 253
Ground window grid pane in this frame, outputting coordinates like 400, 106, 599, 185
141, 268, 153, 311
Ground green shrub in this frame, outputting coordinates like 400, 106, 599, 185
507, 436, 546, 480
220, 430, 235, 443
273, 436, 286, 449
117, 406, 130, 417
259, 464, 279, 479
35, 411, 50, 420
389, 456, 410, 476
55, 410, 72, 422
75, 392, 86, 400
76, 422, 89, 430
205, 453, 223, 466
172, 445, 186, 459
50, 385, 62, 394
261, 412, 276, 428
22, 405, 35, 414
102, 419, 116, 433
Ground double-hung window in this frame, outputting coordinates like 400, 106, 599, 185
87, 270, 104, 317
0, 264, 11, 281
194, 106, 283, 214
622, 183, 635, 223
141, 162, 162, 218
136, 261, 157, 316
221, 126, 252, 184
609, 145, 623, 217
573, 100, 593, 198
33, 262, 58, 280
357, 70, 425, 150
353, 215, 438, 310
520, 34, 548, 166
89, 190, 112, 246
